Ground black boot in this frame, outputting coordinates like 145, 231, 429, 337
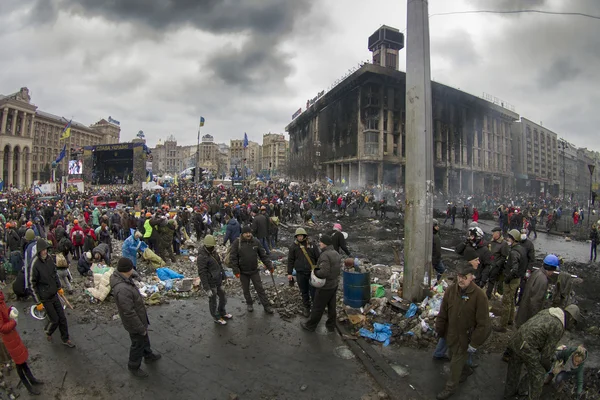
21, 378, 40, 395
23, 364, 43, 385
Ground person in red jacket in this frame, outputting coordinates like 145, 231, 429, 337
70, 219, 85, 260
0, 291, 43, 395
472, 207, 479, 223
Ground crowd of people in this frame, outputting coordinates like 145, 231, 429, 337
0, 181, 594, 397
431, 213, 587, 399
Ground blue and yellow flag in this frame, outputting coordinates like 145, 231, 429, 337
199, 117, 205, 127
60, 120, 72, 140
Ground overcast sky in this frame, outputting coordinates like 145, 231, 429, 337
1, 0, 598, 151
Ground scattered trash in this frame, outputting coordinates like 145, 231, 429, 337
359, 323, 393, 346
405, 303, 418, 318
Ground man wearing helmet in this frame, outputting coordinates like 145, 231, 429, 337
287, 228, 321, 317
504, 304, 581, 400
515, 254, 559, 328
494, 229, 528, 333
455, 227, 492, 288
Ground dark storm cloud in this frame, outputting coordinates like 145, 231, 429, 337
31, 0, 318, 93
536, 58, 581, 88
32, 0, 308, 36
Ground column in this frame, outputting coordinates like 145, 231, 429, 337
7, 151, 13, 187
17, 150, 23, 188
20, 112, 26, 137
0, 151, 3, 184
348, 163, 352, 187
10, 110, 18, 135
26, 151, 32, 188
1, 108, 8, 134
29, 114, 35, 137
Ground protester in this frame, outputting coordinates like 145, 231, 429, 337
504, 305, 581, 400
544, 345, 587, 398
197, 235, 232, 325
331, 223, 351, 256
300, 234, 341, 333
110, 257, 161, 378
30, 239, 75, 348
230, 226, 274, 314
515, 254, 559, 328
434, 262, 491, 400
287, 228, 320, 317
0, 291, 44, 395
77, 251, 94, 276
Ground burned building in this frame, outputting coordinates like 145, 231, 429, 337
286, 26, 519, 194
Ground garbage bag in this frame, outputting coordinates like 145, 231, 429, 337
405, 303, 418, 318
359, 323, 393, 346
143, 248, 166, 269
370, 284, 385, 298
156, 267, 184, 281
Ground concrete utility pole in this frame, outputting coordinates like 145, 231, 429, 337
403, 0, 434, 302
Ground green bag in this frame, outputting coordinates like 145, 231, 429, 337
370, 284, 385, 298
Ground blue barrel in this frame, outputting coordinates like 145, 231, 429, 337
343, 271, 371, 308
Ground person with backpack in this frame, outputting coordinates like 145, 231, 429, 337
70, 220, 85, 261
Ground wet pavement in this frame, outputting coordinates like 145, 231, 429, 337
10, 292, 380, 400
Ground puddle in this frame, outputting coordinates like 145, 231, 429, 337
390, 363, 410, 377
334, 346, 356, 360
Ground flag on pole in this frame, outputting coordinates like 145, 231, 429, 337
199, 117, 205, 127
60, 120, 72, 140
243, 132, 248, 149
55, 145, 67, 164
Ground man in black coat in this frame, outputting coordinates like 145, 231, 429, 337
197, 235, 232, 325
231, 226, 274, 313
110, 258, 161, 378
301, 235, 341, 333
30, 239, 75, 348
287, 228, 320, 317
251, 207, 270, 255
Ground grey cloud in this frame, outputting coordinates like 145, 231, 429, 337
536, 58, 581, 88
30, 0, 322, 94
432, 30, 479, 68
468, 0, 548, 11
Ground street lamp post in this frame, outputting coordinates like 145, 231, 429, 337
589, 164, 595, 226
558, 139, 568, 200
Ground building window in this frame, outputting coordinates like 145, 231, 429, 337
364, 132, 379, 156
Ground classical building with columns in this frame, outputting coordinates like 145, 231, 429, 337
0, 87, 120, 188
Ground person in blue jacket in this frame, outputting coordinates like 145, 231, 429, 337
222, 216, 241, 246
122, 231, 147, 269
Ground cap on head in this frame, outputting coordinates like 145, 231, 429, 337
463, 246, 479, 262
456, 262, 475, 276
85, 251, 93, 261
25, 229, 35, 241
26, 221, 33, 227
432, 219, 439, 226
564, 304, 581, 322
73, 219, 79, 225
295, 228, 307, 237
320, 235, 333, 246
491, 227, 502, 233
333, 223, 342, 231
146, 212, 152, 218
242, 225, 252, 234
204, 235, 216, 247
117, 257, 134, 273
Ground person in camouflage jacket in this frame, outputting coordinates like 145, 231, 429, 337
504, 305, 580, 400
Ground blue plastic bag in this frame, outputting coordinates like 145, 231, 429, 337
156, 267, 184, 281
405, 303, 418, 318
359, 323, 393, 346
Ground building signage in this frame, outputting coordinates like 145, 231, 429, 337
95, 143, 131, 151
292, 108, 302, 120
306, 90, 325, 109
108, 116, 121, 125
